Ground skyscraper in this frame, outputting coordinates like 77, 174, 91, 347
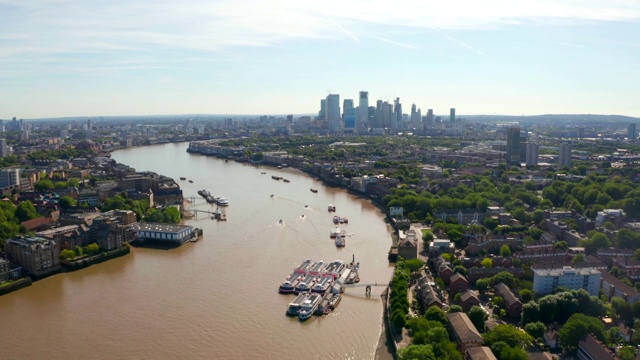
358, 91, 369, 128
318, 99, 326, 119
393, 97, 402, 129
426, 109, 434, 125
326, 94, 341, 133
558, 142, 572, 168
506, 127, 521, 165
343, 99, 355, 130
628, 123, 636, 140
526, 142, 539, 166
450, 108, 456, 123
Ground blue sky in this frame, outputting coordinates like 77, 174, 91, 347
1, 0, 640, 119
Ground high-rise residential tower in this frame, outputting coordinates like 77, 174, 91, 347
506, 127, 521, 165
628, 123, 636, 140
326, 94, 341, 133
558, 142, 572, 167
526, 142, 539, 166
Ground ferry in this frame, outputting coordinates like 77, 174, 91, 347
298, 293, 322, 320
311, 276, 333, 295
294, 274, 316, 294
328, 204, 336, 212
323, 260, 346, 279
308, 261, 326, 276
279, 272, 302, 294
333, 216, 340, 224
294, 259, 313, 274
286, 292, 310, 316
310, 188, 318, 193
330, 227, 341, 238
335, 235, 345, 247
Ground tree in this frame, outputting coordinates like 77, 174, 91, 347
425, 306, 447, 325
483, 324, 533, 348
518, 289, 533, 304
405, 258, 425, 273
521, 301, 540, 325
448, 305, 462, 313
453, 265, 467, 276
86, 243, 100, 255
34, 179, 55, 191
60, 249, 76, 260
498, 346, 528, 360
524, 321, 546, 339
619, 346, 636, 360
468, 306, 488, 332
476, 278, 490, 294
558, 313, 606, 350
398, 345, 436, 360
59, 196, 77, 209
15, 201, 39, 222
481, 258, 493, 269
499, 244, 512, 257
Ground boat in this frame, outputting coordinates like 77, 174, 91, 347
294, 274, 316, 294
323, 260, 346, 279
198, 189, 211, 198
304, 205, 308, 208
328, 294, 341, 309
188, 180, 193, 183
335, 234, 345, 247
317, 297, 331, 315
294, 259, 313, 274
298, 293, 322, 320
343, 217, 348, 224
308, 261, 326, 276
279, 272, 302, 294
339, 217, 345, 224
279, 219, 284, 225
180, 177, 186, 180
272, 175, 282, 180
311, 276, 333, 294
215, 197, 229, 206
261, 172, 266, 175
206, 195, 215, 203
270, 194, 274, 198
283, 179, 290, 183
328, 204, 336, 212
330, 227, 341, 238
310, 188, 318, 193
333, 216, 340, 224
286, 292, 310, 316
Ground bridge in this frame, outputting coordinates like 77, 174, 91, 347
343, 282, 389, 296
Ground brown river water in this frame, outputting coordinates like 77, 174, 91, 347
0, 142, 395, 360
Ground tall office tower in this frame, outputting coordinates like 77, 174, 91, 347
368, 106, 375, 126
628, 123, 636, 140
410, 104, 420, 125
374, 100, 384, 129
343, 99, 355, 129
382, 101, 393, 128
506, 127, 521, 165
426, 109, 434, 125
318, 99, 327, 119
526, 142, 539, 166
450, 108, 456, 123
393, 98, 402, 129
358, 91, 369, 127
326, 94, 341, 133
558, 142, 572, 167
0, 138, 8, 157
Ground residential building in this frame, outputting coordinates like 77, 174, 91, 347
4, 236, 60, 277
450, 272, 469, 295
526, 142, 539, 166
494, 282, 522, 320
416, 276, 443, 311
600, 271, 640, 304
447, 312, 483, 354
577, 334, 617, 360
434, 209, 485, 225
532, 266, 601, 296
90, 216, 126, 250
397, 228, 418, 260
558, 142, 571, 167
0, 168, 20, 188
465, 347, 497, 360
460, 289, 480, 312
506, 127, 520, 165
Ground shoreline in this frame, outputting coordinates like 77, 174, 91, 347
375, 287, 396, 360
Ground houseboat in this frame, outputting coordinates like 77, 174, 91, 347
298, 293, 322, 320
286, 292, 310, 316
279, 272, 302, 294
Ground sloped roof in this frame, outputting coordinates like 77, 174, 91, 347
450, 272, 468, 284
20, 217, 52, 231
578, 334, 617, 360
494, 282, 521, 308
466, 347, 497, 360
460, 289, 479, 303
447, 312, 483, 343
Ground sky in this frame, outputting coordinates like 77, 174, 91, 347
1, 0, 640, 119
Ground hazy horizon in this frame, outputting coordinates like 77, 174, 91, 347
2, 1, 640, 119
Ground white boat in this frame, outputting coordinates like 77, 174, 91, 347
286, 292, 310, 316
298, 293, 322, 320
327, 204, 336, 212
215, 197, 229, 206
330, 227, 341, 238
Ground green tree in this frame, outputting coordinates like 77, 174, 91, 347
481, 258, 493, 269
524, 321, 546, 339
499, 244, 512, 257
558, 313, 606, 350
483, 324, 533, 348
15, 201, 39, 222
619, 346, 636, 360
476, 278, 490, 294
60, 249, 76, 260
405, 258, 425, 273
398, 345, 436, 360
34, 179, 55, 191
519, 289, 533, 304
447, 305, 462, 313
59, 196, 77, 209
468, 306, 488, 332
425, 305, 448, 325
86, 243, 100, 255
521, 301, 540, 325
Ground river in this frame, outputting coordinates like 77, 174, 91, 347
0, 142, 395, 360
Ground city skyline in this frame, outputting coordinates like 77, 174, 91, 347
2, 0, 640, 119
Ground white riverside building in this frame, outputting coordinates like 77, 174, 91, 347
532, 266, 601, 296
129, 223, 194, 245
